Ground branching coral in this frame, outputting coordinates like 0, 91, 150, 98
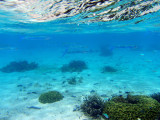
81, 94, 104, 118
150, 92, 160, 103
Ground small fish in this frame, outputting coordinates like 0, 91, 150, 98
71, 95, 76, 98
27, 92, 37, 94
104, 98, 109, 101
62, 48, 69, 57
135, 20, 143, 24
140, 53, 144, 56
17, 84, 23, 87
103, 113, 109, 119
27, 106, 41, 109
73, 105, 80, 111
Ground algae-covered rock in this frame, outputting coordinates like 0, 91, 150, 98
103, 95, 160, 120
39, 91, 63, 104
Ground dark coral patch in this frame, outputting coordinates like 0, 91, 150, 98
99, 46, 113, 57
61, 60, 87, 72
151, 92, 160, 103
81, 94, 104, 118
67, 76, 83, 85
102, 66, 117, 73
0, 61, 38, 73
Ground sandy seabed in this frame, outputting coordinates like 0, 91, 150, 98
0, 49, 160, 120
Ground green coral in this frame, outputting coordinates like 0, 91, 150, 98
39, 91, 63, 104
103, 95, 160, 120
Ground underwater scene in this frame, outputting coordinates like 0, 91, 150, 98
1, 0, 160, 120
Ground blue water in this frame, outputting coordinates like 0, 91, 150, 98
0, 0, 160, 120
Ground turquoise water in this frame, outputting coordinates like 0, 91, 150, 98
0, 0, 160, 120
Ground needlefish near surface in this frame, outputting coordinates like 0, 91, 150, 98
109, 45, 138, 50
62, 48, 97, 57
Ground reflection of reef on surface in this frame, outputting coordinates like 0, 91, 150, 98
0, 61, 38, 73
39, 91, 63, 104
0, 0, 160, 23
103, 94, 160, 120
0, 0, 160, 34
61, 60, 87, 72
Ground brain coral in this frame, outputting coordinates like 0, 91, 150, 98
39, 91, 63, 104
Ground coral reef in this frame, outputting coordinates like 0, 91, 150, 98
81, 94, 104, 118
39, 91, 63, 104
0, 61, 38, 73
102, 66, 117, 73
150, 92, 160, 103
61, 60, 87, 72
67, 76, 83, 85
100, 46, 113, 57
68, 77, 77, 85
103, 95, 160, 120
